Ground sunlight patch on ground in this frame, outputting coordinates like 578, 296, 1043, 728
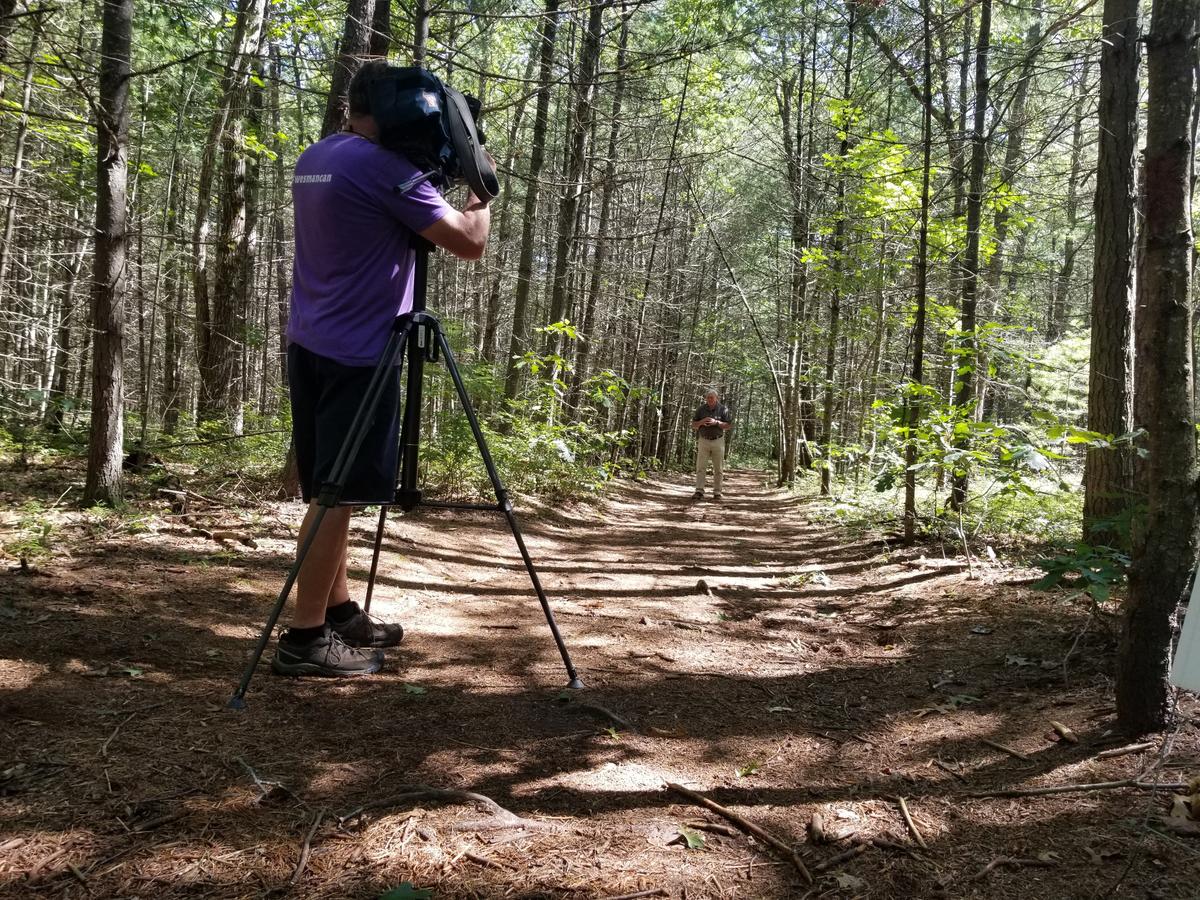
543, 760, 687, 794
0, 658, 48, 689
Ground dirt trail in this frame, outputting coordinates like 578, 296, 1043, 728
1, 471, 1198, 898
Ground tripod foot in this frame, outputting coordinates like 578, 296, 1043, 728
566, 677, 585, 690
226, 695, 247, 711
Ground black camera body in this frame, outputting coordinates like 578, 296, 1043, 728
366, 67, 499, 202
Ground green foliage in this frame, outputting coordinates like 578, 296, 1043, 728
1034, 543, 1130, 602
3, 500, 56, 562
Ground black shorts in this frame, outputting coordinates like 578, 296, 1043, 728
288, 343, 401, 504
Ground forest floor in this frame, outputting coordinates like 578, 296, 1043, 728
2, 468, 1200, 899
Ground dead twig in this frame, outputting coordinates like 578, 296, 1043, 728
337, 784, 562, 833
603, 890, 668, 900
562, 700, 639, 733
289, 808, 324, 885
464, 851, 508, 869
812, 843, 868, 872
969, 855, 1056, 881
893, 796, 929, 850
1096, 741, 1156, 760
968, 779, 1187, 799
933, 758, 968, 782
665, 783, 813, 884
130, 809, 187, 832
857, 834, 923, 857
100, 711, 137, 759
980, 738, 1031, 761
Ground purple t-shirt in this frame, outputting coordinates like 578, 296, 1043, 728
287, 133, 451, 366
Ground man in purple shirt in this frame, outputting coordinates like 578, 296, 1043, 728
272, 61, 491, 678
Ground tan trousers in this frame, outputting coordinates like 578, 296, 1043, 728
695, 436, 725, 495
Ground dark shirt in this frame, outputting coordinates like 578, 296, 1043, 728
693, 402, 732, 440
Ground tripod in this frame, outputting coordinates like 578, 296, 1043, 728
228, 240, 584, 708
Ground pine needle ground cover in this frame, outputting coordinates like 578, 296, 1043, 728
2, 470, 1198, 898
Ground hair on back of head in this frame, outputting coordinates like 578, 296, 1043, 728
348, 58, 393, 117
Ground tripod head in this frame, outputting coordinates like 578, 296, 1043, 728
409, 233, 436, 315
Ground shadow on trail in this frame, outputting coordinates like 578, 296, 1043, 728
0, 470, 1189, 898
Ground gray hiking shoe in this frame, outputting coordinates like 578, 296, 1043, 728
327, 601, 405, 648
271, 625, 384, 677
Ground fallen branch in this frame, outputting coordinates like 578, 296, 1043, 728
1096, 741, 1156, 760
968, 779, 1187, 799
337, 784, 561, 833
563, 700, 638, 733
893, 796, 929, 850
812, 843, 867, 873
969, 855, 1056, 881
464, 851, 508, 870
603, 890, 667, 900
290, 808, 324, 885
980, 739, 1031, 762
665, 783, 813, 884
933, 758, 968, 782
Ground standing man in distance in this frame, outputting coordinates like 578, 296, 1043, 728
273, 60, 492, 678
691, 389, 733, 500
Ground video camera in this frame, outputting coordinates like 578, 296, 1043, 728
366, 66, 500, 202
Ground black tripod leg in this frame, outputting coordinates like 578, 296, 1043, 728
434, 329, 584, 689
227, 504, 331, 709
228, 326, 411, 709
362, 506, 389, 616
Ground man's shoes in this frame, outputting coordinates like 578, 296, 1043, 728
271, 624, 384, 677
713, 493, 723, 500
327, 600, 405, 648
692, 491, 704, 499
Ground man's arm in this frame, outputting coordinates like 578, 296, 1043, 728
420, 192, 490, 260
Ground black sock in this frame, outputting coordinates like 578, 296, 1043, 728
285, 624, 325, 645
326, 600, 360, 623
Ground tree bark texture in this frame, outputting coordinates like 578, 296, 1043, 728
1117, 0, 1199, 736
84, 0, 132, 505
1084, 0, 1139, 544
322, 0, 377, 139
503, 0, 560, 401
949, 0, 991, 509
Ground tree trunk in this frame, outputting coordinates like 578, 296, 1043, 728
193, 0, 266, 424
1084, 0, 1139, 545
904, 0, 935, 543
370, 0, 391, 57
84, 0, 132, 505
0, 13, 41, 326
1116, 0, 1199, 736
546, 0, 608, 341
322, 0, 377, 139
502, 0, 560, 401
949, 0, 991, 510
820, 8, 854, 496
1048, 66, 1090, 342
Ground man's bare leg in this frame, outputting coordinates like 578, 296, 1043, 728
292, 503, 352, 628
